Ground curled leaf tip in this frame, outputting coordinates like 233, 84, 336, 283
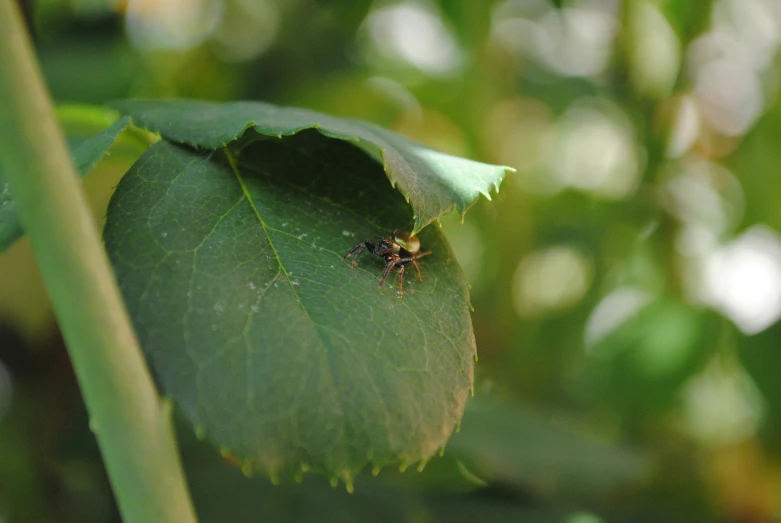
268, 470, 281, 486
344, 477, 355, 494
221, 451, 243, 469
241, 462, 254, 478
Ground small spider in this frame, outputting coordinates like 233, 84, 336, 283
341, 230, 432, 297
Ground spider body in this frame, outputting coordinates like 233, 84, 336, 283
341, 230, 431, 297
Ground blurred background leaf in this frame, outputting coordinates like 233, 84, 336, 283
0, 113, 132, 251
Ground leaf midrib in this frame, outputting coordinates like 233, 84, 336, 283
233, 156, 394, 234
223, 147, 352, 452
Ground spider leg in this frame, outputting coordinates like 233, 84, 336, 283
411, 259, 424, 282
399, 251, 430, 283
341, 240, 369, 263
377, 259, 395, 290
396, 264, 405, 298
413, 251, 431, 282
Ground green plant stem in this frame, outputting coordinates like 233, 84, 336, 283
0, 2, 198, 522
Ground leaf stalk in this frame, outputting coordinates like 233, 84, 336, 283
0, 2, 197, 521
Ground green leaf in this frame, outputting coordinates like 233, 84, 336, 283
103, 132, 476, 486
56, 104, 127, 140
109, 99, 510, 233
71, 115, 133, 174
448, 400, 650, 498
0, 115, 131, 251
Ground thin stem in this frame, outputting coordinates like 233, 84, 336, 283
0, 2, 197, 522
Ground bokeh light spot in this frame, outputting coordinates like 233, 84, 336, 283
363, 1, 462, 76
694, 58, 763, 137
513, 245, 592, 317
585, 287, 652, 350
666, 96, 701, 158
702, 226, 781, 335
663, 161, 732, 234
566, 512, 604, 523
491, 0, 617, 78
550, 99, 641, 199
627, 1, 680, 100
682, 356, 765, 446
211, 0, 279, 62
484, 98, 556, 194
125, 0, 222, 51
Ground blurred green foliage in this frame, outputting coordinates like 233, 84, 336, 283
2, 0, 781, 521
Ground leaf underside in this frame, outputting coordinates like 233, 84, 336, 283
103, 132, 476, 485
0, 115, 131, 251
109, 99, 510, 234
